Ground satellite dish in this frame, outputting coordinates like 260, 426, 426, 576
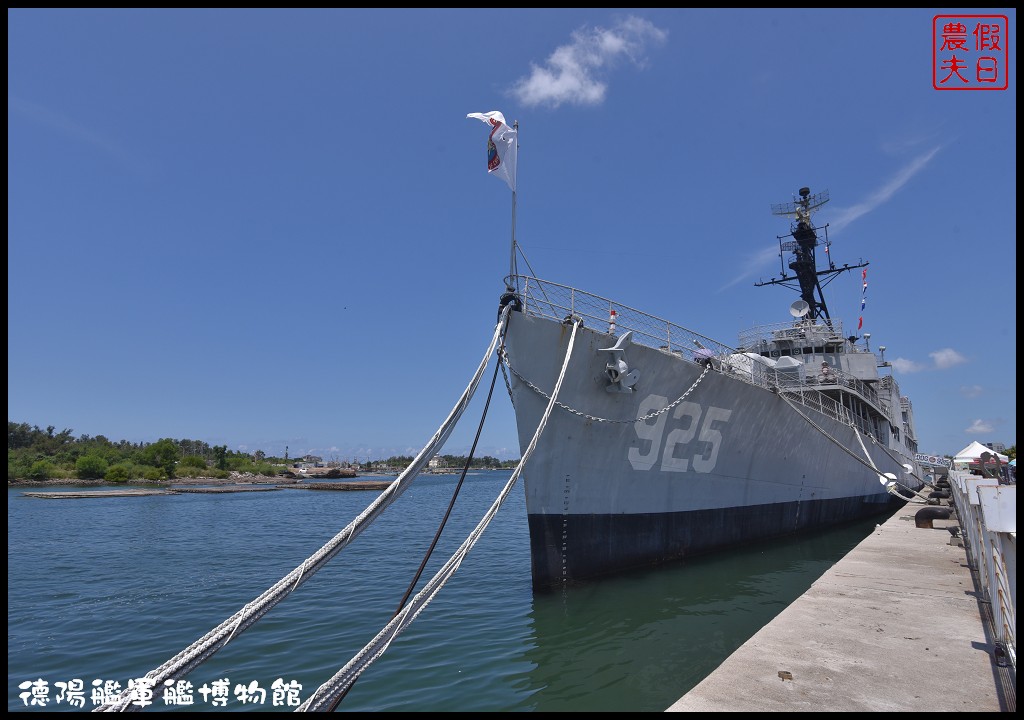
789, 299, 810, 318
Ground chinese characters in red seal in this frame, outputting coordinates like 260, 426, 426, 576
934, 15, 1009, 90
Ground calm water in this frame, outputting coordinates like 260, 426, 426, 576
8, 471, 899, 712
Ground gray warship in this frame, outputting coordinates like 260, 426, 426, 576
500, 187, 925, 591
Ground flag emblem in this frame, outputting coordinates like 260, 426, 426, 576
487, 134, 500, 172
467, 111, 517, 192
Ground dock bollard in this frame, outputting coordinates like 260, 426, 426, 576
914, 506, 952, 528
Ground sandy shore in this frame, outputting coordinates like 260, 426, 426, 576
8, 471, 402, 489
9, 478, 109, 487
9, 473, 300, 488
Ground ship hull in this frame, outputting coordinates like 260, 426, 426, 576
504, 310, 921, 591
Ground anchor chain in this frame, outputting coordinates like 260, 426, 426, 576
499, 347, 712, 424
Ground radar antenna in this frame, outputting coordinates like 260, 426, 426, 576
789, 299, 810, 318
756, 186, 867, 324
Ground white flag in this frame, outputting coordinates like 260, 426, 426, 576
467, 111, 517, 192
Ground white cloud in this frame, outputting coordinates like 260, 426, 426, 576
880, 130, 943, 156
512, 17, 668, 108
959, 385, 983, 399
719, 244, 782, 292
723, 145, 941, 290
889, 347, 967, 374
930, 348, 967, 369
965, 419, 994, 434
890, 357, 927, 373
828, 146, 941, 235
9, 94, 143, 173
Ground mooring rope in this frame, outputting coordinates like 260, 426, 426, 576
775, 390, 927, 502
323, 332, 510, 712
295, 318, 583, 711
871, 435, 928, 488
94, 307, 512, 712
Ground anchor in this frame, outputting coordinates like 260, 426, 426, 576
599, 331, 640, 393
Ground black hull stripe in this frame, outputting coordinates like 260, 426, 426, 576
527, 495, 903, 591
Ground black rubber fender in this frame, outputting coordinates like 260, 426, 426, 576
498, 291, 523, 320
915, 506, 952, 528
928, 490, 950, 499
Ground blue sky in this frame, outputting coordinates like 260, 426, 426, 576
8, 8, 1016, 461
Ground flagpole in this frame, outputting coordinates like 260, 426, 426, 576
508, 191, 517, 286
508, 120, 519, 291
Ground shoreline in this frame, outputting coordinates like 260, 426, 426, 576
8, 470, 497, 489
10, 472, 399, 497
9, 473, 309, 488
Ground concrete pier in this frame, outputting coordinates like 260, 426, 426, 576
666, 498, 1014, 712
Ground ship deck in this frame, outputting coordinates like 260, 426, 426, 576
510, 275, 908, 450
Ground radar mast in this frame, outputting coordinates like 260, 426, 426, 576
757, 186, 867, 325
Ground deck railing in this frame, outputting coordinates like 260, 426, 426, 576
512, 274, 737, 359
509, 275, 886, 439
737, 318, 846, 348
949, 473, 1016, 671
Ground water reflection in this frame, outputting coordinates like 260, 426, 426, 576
514, 509, 899, 712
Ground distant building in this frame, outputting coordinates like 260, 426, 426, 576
294, 454, 325, 470
984, 442, 1007, 453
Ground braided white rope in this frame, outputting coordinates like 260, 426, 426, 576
296, 319, 582, 711
94, 308, 511, 712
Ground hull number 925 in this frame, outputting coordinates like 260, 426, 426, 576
627, 394, 732, 473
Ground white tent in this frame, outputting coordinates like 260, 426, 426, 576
953, 441, 1009, 466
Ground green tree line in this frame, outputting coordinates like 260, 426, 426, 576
8, 422, 287, 483
8, 422, 521, 483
